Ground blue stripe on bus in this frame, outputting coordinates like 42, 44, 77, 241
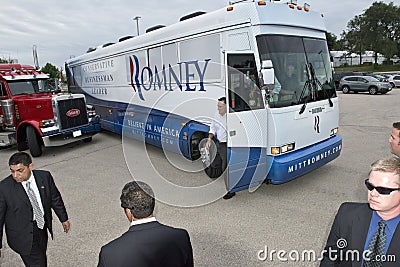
228, 147, 268, 192
226, 134, 342, 191
267, 134, 342, 184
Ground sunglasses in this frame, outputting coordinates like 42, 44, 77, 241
365, 179, 400, 195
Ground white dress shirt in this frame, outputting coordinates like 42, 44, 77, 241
22, 174, 45, 218
130, 216, 157, 226
209, 112, 227, 142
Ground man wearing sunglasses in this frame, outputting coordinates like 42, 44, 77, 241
389, 122, 400, 158
320, 157, 400, 266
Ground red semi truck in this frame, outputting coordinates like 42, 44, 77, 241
0, 64, 101, 156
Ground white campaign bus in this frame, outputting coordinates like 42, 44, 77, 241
66, 0, 342, 193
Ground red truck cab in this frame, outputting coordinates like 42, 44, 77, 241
0, 64, 100, 156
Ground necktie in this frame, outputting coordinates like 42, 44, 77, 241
364, 220, 386, 267
26, 181, 45, 229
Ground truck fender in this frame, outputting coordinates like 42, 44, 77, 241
16, 121, 43, 144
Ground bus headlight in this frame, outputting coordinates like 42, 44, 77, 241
330, 127, 339, 136
271, 142, 295, 155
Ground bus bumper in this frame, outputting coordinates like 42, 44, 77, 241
267, 134, 342, 184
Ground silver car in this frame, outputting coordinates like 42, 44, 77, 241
388, 74, 400, 88
339, 75, 391, 95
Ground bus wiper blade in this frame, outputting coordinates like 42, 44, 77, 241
297, 63, 312, 114
299, 101, 307, 114
309, 62, 333, 108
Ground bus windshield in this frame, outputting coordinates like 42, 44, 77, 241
257, 35, 336, 108
7, 79, 52, 96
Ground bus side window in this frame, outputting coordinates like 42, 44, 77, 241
227, 53, 262, 112
228, 73, 248, 112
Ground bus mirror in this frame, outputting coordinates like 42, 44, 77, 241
262, 60, 273, 69
261, 60, 275, 89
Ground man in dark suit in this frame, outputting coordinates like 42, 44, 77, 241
320, 157, 400, 267
0, 152, 70, 266
98, 181, 193, 267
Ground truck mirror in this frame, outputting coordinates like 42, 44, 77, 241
260, 60, 275, 90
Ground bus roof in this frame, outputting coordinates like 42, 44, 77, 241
67, 1, 327, 65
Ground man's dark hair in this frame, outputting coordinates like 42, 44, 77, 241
218, 97, 226, 104
8, 152, 32, 167
393, 122, 400, 137
120, 181, 155, 219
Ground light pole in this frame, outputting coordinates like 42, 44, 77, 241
133, 16, 141, 36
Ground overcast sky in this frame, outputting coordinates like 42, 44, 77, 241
1, 0, 399, 68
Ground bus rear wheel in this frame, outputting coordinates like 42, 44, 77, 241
26, 126, 42, 157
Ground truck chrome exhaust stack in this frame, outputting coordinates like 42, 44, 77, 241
0, 99, 16, 127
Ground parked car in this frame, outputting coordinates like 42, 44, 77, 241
339, 75, 392, 94
368, 74, 393, 87
333, 72, 355, 90
388, 74, 400, 88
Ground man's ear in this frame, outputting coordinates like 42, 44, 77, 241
29, 163, 34, 171
124, 208, 133, 222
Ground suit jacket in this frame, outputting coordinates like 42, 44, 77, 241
98, 221, 193, 267
0, 170, 68, 255
320, 202, 400, 267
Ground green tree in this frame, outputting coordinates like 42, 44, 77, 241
343, 15, 367, 64
0, 58, 12, 63
42, 63, 61, 88
338, 1, 400, 65
326, 32, 339, 51
42, 63, 60, 79
362, 1, 400, 63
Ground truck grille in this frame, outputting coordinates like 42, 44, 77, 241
57, 98, 88, 130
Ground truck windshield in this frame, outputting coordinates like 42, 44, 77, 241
257, 35, 336, 108
7, 79, 52, 96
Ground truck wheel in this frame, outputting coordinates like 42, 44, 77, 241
26, 126, 42, 157
83, 137, 92, 143
17, 141, 29, 151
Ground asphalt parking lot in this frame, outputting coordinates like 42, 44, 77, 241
0, 89, 399, 266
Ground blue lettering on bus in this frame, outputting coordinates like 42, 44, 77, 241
129, 55, 210, 101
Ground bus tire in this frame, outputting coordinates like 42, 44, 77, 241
26, 126, 42, 157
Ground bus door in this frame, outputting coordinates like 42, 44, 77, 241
225, 52, 269, 192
